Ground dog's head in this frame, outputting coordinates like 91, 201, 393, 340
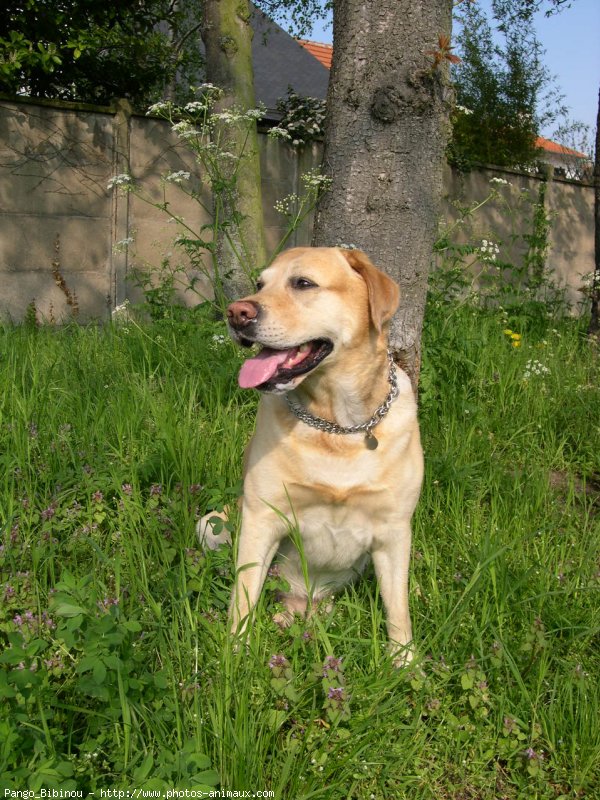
228, 247, 399, 393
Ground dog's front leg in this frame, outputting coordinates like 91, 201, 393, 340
230, 518, 281, 635
371, 521, 414, 665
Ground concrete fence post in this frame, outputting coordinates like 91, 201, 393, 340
110, 99, 133, 311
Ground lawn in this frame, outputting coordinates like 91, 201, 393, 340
0, 295, 598, 798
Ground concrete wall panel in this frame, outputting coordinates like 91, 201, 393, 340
0, 99, 594, 322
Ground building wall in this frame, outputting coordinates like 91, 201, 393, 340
0, 99, 594, 321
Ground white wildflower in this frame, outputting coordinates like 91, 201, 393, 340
301, 170, 332, 191
113, 237, 134, 253
456, 105, 474, 115
523, 359, 550, 380
478, 239, 500, 262
146, 101, 172, 116
274, 194, 299, 216
165, 171, 191, 184
184, 100, 208, 114
489, 177, 511, 186
197, 82, 222, 95
112, 300, 132, 323
268, 126, 292, 140
212, 111, 239, 124
243, 107, 265, 121
171, 121, 199, 139
107, 174, 132, 190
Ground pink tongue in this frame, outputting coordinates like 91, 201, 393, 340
238, 347, 296, 389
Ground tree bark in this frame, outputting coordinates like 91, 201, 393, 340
588, 87, 600, 340
202, 0, 267, 301
312, 0, 454, 390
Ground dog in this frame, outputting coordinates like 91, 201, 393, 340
199, 247, 423, 663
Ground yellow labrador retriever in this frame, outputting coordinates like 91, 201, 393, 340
200, 247, 423, 663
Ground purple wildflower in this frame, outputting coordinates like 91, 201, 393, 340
98, 597, 119, 613
268, 654, 289, 670
322, 655, 343, 677
524, 747, 543, 760
465, 654, 478, 671
503, 716, 516, 734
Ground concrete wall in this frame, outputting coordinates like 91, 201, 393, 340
441, 164, 594, 310
0, 98, 594, 321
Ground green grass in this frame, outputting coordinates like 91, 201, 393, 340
0, 299, 598, 798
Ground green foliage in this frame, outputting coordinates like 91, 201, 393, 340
0, 0, 204, 106
449, 0, 565, 170
256, 0, 332, 38
431, 175, 567, 328
274, 88, 326, 147
0, 235, 598, 795
0, 0, 329, 107
117, 89, 330, 316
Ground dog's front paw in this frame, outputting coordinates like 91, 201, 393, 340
389, 642, 414, 669
197, 508, 232, 551
272, 609, 295, 629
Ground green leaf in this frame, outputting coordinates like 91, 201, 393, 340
93, 660, 107, 685
461, 673, 474, 690
184, 753, 212, 771
154, 672, 169, 689
191, 770, 219, 787
0, 672, 17, 698
270, 677, 287, 693
133, 753, 154, 781
122, 620, 142, 632
77, 655, 101, 674
53, 602, 87, 618
268, 709, 287, 728
284, 685, 300, 703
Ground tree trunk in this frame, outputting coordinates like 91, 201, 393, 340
202, 0, 267, 301
312, 0, 454, 390
588, 87, 600, 340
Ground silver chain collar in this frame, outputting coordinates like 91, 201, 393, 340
285, 349, 399, 450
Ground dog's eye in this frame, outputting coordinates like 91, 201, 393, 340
255, 280, 264, 292
291, 277, 317, 290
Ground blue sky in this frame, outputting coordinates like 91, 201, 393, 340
304, 0, 599, 145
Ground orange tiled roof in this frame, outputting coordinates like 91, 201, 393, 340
298, 40, 333, 69
535, 136, 587, 159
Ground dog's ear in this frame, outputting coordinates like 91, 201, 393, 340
340, 249, 400, 333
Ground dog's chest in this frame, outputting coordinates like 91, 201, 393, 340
294, 504, 374, 569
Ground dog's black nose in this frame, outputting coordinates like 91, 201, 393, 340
227, 300, 259, 329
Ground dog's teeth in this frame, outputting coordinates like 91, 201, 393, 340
299, 343, 310, 352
